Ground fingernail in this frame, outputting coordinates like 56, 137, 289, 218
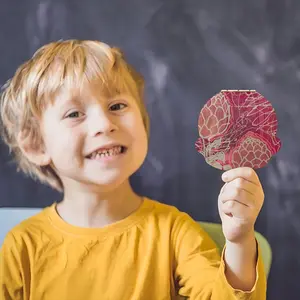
222, 173, 228, 180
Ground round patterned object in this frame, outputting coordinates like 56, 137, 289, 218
195, 90, 281, 170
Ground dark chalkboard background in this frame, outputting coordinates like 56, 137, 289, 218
1, 1, 299, 298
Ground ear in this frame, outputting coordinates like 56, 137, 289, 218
17, 132, 51, 166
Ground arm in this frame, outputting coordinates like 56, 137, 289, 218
0, 232, 24, 300
224, 234, 257, 291
173, 214, 266, 300
219, 167, 266, 292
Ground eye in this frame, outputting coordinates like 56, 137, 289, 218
109, 103, 127, 111
66, 111, 84, 118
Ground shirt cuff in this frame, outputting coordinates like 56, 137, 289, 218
218, 239, 267, 298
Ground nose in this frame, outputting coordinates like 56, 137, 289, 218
87, 109, 118, 136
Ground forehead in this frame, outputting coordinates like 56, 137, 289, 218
36, 49, 140, 113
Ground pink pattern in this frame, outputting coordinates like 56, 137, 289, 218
195, 90, 281, 170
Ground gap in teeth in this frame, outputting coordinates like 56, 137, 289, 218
92, 146, 122, 158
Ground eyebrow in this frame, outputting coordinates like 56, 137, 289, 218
58, 97, 81, 107
53, 94, 84, 113
56, 92, 133, 110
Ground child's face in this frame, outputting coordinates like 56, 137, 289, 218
39, 82, 148, 191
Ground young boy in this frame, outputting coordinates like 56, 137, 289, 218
0, 40, 266, 299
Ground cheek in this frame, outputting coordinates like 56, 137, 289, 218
121, 112, 148, 155
132, 120, 148, 156
44, 127, 83, 159
126, 108, 147, 132
127, 113, 147, 141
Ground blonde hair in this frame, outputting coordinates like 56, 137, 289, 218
0, 39, 150, 192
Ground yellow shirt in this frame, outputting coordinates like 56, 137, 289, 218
0, 198, 266, 300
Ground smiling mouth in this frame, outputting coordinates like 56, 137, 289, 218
86, 146, 127, 160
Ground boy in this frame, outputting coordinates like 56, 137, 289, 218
0, 40, 266, 299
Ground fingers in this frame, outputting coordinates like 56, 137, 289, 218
219, 185, 256, 208
221, 200, 251, 219
222, 177, 258, 195
218, 177, 264, 219
222, 167, 261, 187
220, 178, 260, 204
218, 167, 265, 225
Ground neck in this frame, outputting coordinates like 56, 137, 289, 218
56, 180, 142, 228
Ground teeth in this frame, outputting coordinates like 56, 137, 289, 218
90, 146, 123, 159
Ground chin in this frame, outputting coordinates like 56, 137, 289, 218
89, 179, 129, 193
89, 170, 133, 189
